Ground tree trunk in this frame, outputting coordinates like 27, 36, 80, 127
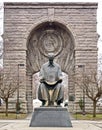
5, 98, 8, 117
93, 101, 96, 117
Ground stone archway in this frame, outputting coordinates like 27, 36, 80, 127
26, 21, 75, 112
3, 3, 98, 113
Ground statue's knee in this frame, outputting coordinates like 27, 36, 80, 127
40, 83, 46, 89
56, 83, 63, 88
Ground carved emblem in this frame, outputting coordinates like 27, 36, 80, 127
38, 30, 63, 57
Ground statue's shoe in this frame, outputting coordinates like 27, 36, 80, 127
54, 102, 57, 106
44, 101, 49, 107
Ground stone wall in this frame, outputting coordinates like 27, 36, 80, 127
3, 2, 98, 113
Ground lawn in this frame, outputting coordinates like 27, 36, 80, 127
0, 113, 27, 119
72, 113, 102, 120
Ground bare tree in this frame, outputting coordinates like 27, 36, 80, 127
0, 68, 18, 116
75, 67, 102, 117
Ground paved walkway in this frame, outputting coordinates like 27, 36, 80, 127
0, 119, 102, 130
0, 114, 102, 130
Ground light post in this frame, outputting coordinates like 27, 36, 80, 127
78, 65, 86, 115
82, 86, 85, 115
16, 63, 24, 115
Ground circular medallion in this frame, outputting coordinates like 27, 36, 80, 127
38, 30, 63, 57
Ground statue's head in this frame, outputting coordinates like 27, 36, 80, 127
48, 53, 55, 59
48, 53, 55, 64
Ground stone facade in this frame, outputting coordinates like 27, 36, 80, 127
3, 2, 98, 113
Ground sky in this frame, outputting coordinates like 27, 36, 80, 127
0, 0, 102, 66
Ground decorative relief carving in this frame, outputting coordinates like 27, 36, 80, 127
38, 29, 63, 57
27, 22, 74, 73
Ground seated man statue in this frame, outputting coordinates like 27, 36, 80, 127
38, 53, 64, 107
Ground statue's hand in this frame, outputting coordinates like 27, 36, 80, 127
40, 79, 45, 83
58, 79, 62, 83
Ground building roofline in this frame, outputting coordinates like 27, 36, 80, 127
4, 2, 98, 9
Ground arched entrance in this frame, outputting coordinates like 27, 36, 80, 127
26, 21, 75, 112
3, 2, 98, 113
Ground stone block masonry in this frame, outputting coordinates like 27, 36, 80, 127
3, 2, 98, 113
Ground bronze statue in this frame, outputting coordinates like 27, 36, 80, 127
38, 53, 64, 107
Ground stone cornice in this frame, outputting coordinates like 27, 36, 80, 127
4, 2, 98, 9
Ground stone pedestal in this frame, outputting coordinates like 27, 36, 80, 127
29, 107, 72, 127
